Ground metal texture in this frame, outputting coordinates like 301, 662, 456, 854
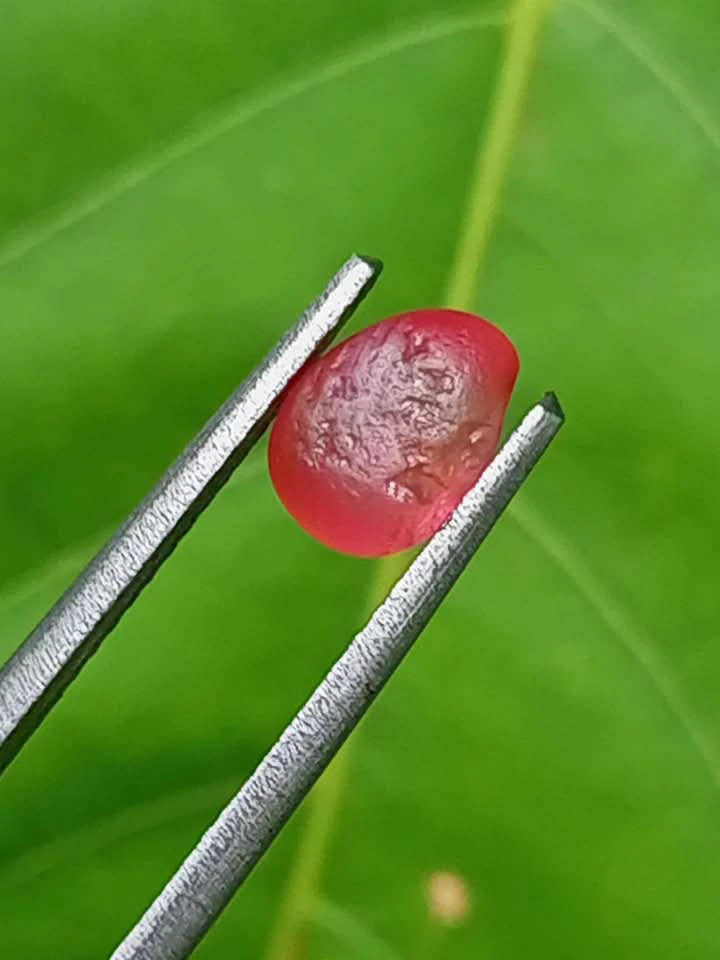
111, 392, 564, 960
0, 255, 382, 775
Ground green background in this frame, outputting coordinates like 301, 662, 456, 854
1, 0, 719, 956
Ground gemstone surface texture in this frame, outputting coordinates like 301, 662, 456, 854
269, 309, 520, 557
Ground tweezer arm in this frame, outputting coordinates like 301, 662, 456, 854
112, 393, 564, 960
0, 255, 381, 776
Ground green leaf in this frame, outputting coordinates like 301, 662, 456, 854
2, 0, 720, 958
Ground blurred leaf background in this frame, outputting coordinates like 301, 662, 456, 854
2, 0, 720, 956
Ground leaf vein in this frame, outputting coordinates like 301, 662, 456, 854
512, 498, 720, 793
570, 0, 720, 154
0, 9, 507, 271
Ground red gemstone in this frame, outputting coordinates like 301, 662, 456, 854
269, 309, 519, 557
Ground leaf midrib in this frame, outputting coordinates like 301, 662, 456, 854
264, 1, 552, 957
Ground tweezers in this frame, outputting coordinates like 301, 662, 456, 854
0, 255, 564, 959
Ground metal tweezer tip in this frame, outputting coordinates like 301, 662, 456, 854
0, 255, 381, 775
111, 392, 564, 960
541, 390, 564, 420
356, 252, 384, 276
